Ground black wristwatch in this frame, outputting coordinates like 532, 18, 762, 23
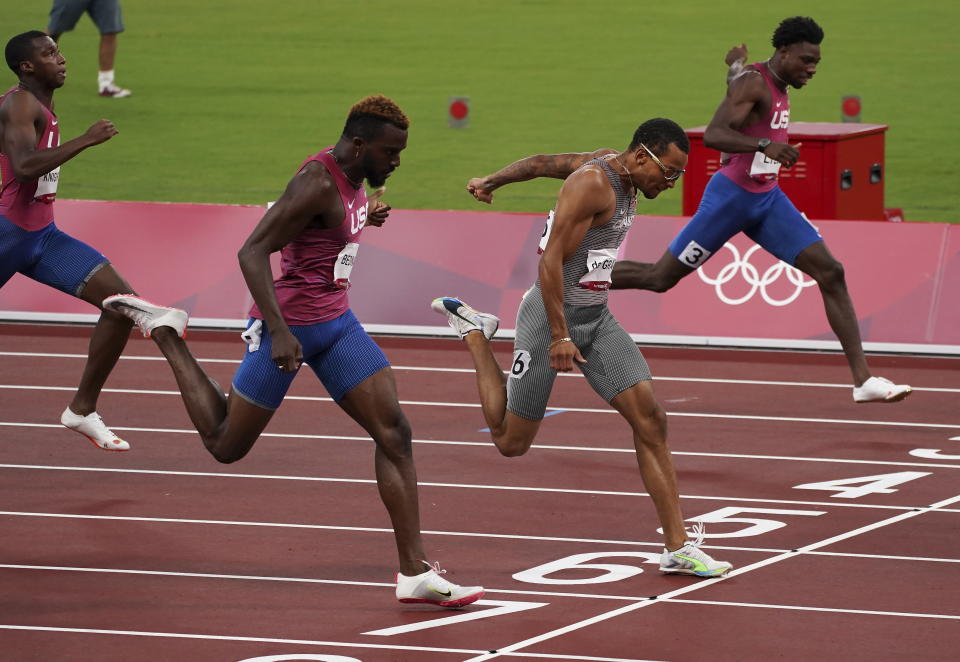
757, 138, 772, 153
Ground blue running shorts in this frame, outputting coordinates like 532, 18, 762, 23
231, 310, 390, 410
668, 172, 822, 268
0, 216, 109, 296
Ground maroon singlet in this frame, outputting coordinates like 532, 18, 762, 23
718, 63, 790, 193
0, 86, 61, 230
250, 148, 369, 324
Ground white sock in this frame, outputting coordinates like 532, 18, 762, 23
98, 70, 115, 89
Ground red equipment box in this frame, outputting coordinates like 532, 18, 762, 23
683, 122, 888, 220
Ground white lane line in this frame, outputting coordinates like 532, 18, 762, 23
461, 491, 960, 661
0, 623, 661, 662
0, 351, 237, 364
0, 564, 657, 602
0, 510, 756, 551
2, 463, 959, 513
664, 598, 960, 620
0, 624, 482, 656
4, 422, 960, 470
2, 384, 958, 429
805, 550, 960, 563
0, 564, 396, 588
2, 352, 958, 393
4, 563, 959, 605
2, 511, 959, 564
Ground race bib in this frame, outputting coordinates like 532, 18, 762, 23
578, 248, 617, 291
677, 240, 712, 268
510, 350, 531, 379
35, 130, 61, 202
749, 151, 781, 179
34, 167, 60, 202
537, 210, 555, 254
334, 242, 359, 289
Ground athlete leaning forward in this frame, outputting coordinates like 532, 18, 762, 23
104, 96, 484, 607
434, 118, 733, 578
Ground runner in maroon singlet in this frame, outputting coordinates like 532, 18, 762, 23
1, 30, 184, 451
104, 96, 484, 608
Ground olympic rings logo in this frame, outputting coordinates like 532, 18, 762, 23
696, 243, 817, 306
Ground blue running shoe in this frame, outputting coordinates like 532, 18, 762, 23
431, 296, 499, 340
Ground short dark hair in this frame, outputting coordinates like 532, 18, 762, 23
772, 17, 824, 49
342, 94, 410, 141
628, 118, 690, 155
5, 30, 47, 75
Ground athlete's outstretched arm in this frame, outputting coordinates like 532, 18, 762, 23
467, 149, 615, 204
0, 92, 116, 181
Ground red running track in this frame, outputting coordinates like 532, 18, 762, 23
1, 322, 959, 661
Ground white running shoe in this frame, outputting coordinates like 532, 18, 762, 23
102, 294, 188, 338
61, 407, 130, 451
853, 376, 912, 403
659, 522, 732, 578
430, 296, 499, 340
395, 561, 484, 608
99, 83, 132, 98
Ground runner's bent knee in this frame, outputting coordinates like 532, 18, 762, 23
631, 403, 668, 449
371, 416, 414, 462
494, 430, 535, 457
812, 259, 846, 289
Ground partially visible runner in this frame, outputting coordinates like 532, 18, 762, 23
104, 95, 484, 607
467, 17, 910, 405
1, 30, 179, 451
434, 118, 732, 578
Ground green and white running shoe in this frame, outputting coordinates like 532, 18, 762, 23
659, 522, 732, 577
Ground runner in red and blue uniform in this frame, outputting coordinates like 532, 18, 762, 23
1, 30, 184, 451
614, 17, 910, 403
105, 96, 483, 608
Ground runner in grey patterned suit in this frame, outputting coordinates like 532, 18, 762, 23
434, 118, 732, 577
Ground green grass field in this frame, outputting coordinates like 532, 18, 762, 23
5, 0, 958, 221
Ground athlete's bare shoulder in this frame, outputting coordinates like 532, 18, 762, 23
729, 65, 763, 85
0, 88, 42, 124
548, 149, 617, 176
562, 160, 618, 215
568, 160, 609, 184
586, 148, 617, 158
277, 159, 335, 218
297, 158, 328, 178
726, 65, 768, 103
304, 158, 366, 230
0, 89, 46, 157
